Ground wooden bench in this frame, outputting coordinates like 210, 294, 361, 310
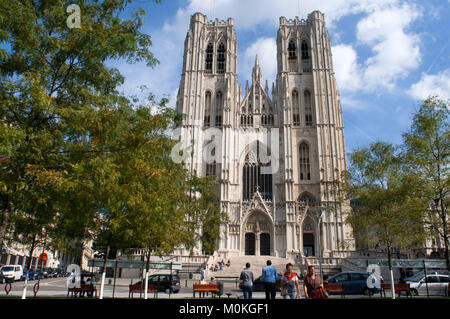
193, 283, 220, 298
323, 283, 344, 298
128, 283, 158, 298
67, 284, 97, 298
381, 283, 411, 298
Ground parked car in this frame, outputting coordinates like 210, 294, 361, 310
326, 271, 380, 295
135, 274, 181, 293
21, 269, 37, 281
407, 274, 450, 296
238, 275, 282, 292
0, 265, 23, 282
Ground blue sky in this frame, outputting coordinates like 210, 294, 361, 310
114, 0, 450, 152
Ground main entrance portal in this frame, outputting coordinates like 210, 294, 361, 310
243, 210, 273, 256
245, 233, 256, 255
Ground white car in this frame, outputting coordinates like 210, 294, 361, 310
407, 274, 450, 296
0, 265, 23, 282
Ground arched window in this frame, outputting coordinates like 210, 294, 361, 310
206, 147, 216, 176
292, 89, 300, 126
205, 43, 213, 73
299, 142, 311, 181
204, 91, 211, 127
301, 40, 309, 59
243, 141, 273, 200
217, 42, 226, 74
215, 91, 223, 127
206, 161, 216, 176
304, 90, 313, 126
288, 40, 297, 59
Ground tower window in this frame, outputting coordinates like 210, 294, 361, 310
301, 40, 309, 60
217, 42, 226, 74
204, 91, 211, 127
215, 91, 223, 127
205, 43, 213, 73
292, 89, 300, 126
299, 142, 311, 181
288, 40, 297, 59
304, 90, 313, 126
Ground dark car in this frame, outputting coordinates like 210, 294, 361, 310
21, 269, 37, 281
326, 271, 379, 295
239, 275, 282, 292
135, 274, 180, 293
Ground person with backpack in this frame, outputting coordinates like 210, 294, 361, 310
240, 263, 255, 299
281, 263, 301, 299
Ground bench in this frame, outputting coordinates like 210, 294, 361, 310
381, 283, 411, 298
128, 283, 158, 298
323, 283, 344, 298
67, 284, 97, 298
193, 283, 220, 298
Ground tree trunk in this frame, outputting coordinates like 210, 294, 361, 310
22, 234, 37, 300
0, 205, 11, 252
144, 250, 151, 299
440, 196, 449, 271
99, 240, 111, 299
386, 244, 395, 300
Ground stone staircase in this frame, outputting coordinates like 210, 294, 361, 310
207, 256, 303, 279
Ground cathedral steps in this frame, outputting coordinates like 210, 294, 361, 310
208, 256, 304, 278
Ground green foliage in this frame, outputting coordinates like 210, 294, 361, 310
345, 141, 427, 265
0, 1, 225, 267
402, 97, 449, 268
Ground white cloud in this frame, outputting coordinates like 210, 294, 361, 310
357, 3, 422, 90
241, 38, 277, 85
116, 0, 423, 102
408, 68, 450, 100
332, 44, 362, 91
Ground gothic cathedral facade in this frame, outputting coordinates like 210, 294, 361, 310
176, 11, 355, 260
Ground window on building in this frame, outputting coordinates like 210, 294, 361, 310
299, 142, 311, 181
288, 40, 297, 59
292, 89, 300, 126
243, 141, 273, 200
304, 90, 313, 126
215, 91, 223, 127
288, 40, 298, 72
204, 91, 211, 127
301, 40, 309, 60
299, 193, 316, 206
205, 43, 213, 73
206, 154, 216, 176
217, 42, 226, 74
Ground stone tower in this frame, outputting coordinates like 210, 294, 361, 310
175, 11, 354, 262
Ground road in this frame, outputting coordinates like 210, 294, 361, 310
0, 277, 442, 299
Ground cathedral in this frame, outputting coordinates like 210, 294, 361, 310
175, 11, 355, 261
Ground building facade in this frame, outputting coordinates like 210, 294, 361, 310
175, 11, 355, 260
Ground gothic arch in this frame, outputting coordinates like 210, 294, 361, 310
241, 209, 274, 256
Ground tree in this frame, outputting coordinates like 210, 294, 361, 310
0, 0, 159, 259
402, 97, 449, 270
345, 141, 427, 296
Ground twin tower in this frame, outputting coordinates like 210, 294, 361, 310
176, 11, 354, 261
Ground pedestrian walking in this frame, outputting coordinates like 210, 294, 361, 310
262, 260, 278, 299
281, 263, 301, 299
303, 265, 325, 299
240, 263, 255, 299
200, 267, 206, 281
